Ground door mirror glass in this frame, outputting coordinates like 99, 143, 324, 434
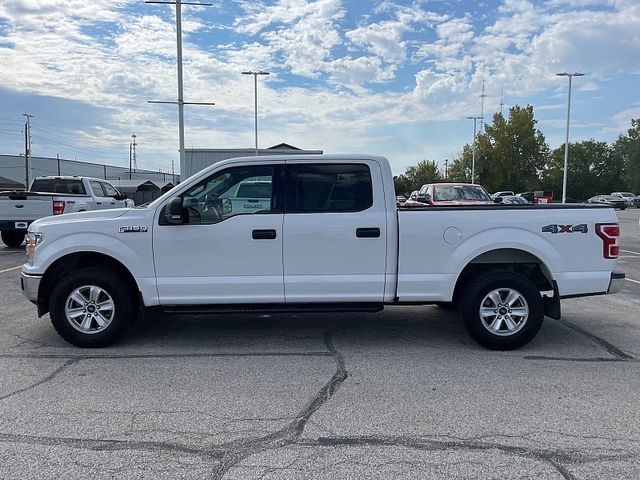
494, 196, 504, 203
165, 197, 184, 224
416, 194, 430, 203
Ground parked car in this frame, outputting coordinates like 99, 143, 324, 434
495, 195, 530, 205
490, 191, 515, 200
395, 195, 407, 206
611, 192, 640, 208
21, 154, 624, 350
402, 190, 427, 207
412, 183, 495, 206
0, 176, 131, 248
586, 195, 627, 210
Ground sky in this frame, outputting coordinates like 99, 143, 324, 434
0, 0, 639, 176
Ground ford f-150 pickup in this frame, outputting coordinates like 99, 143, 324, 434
0, 176, 131, 247
20, 155, 625, 350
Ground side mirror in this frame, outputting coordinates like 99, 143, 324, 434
113, 193, 126, 201
164, 197, 184, 224
494, 197, 503, 203
417, 194, 430, 203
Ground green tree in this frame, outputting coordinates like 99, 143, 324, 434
447, 145, 473, 182
449, 106, 549, 192
393, 160, 443, 196
613, 118, 640, 192
479, 106, 549, 192
541, 140, 614, 201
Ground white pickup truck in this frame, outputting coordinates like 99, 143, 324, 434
20, 155, 624, 350
0, 176, 131, 247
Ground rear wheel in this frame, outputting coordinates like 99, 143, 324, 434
460, 270, 544, 350
1, 230, 25, 248
49, 267, 136, 347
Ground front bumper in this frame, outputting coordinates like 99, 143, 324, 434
607, 271, 625, 294
20, 272, 41, 304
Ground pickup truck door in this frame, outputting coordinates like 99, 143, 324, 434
282, 161, 387, 302
100, 181, 125, 208
88, 181, 113, 209
153, 163, 285, 304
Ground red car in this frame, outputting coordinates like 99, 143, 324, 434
405, 183, 495, 206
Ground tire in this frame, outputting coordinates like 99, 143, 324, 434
1, 230, 25, 248
460, 270, 544, 350
49, 267, 136, 347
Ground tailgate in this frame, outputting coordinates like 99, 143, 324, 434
0, 193, 54, 225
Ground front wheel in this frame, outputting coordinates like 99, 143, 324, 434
49, 267, 136, 347
1, 230, 25, 248
460, 271, 544, 350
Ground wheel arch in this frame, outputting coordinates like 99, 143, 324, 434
38, 252, 139, 316
451, 248, 559, 319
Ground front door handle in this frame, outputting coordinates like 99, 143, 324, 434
252, 229, 277, 240
356, 227, 380, 238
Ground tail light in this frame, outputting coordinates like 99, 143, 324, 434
53, 200, 65, 215
595, 223, 619, 259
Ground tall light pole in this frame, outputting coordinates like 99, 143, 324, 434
22, 114, 33, 189
466, 116, 482, 183
556, 72, 585, 203
242, 71, 270, 155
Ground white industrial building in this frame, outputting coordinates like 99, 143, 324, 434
0, 154, 178, 190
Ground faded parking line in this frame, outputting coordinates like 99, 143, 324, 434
626, 277, 640, 285
0, 265, 21, 274
621, 249, 640, 256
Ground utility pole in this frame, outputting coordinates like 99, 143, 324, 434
556, 72, 585, 203
22, 114, 33, 189
479, 80, 487, 131
129, 141, 133, 180
499, 87, 505, 116
146, 0, 214, 181
444, 159, 449, 179
131, 134, 137, 172
242, 71, 270, 155
466, 116, 483, 184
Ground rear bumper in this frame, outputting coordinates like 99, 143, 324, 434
20, 272, 41, 304
607, 271, 625, 294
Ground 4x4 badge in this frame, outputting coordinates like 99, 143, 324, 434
542, 224, 588, 234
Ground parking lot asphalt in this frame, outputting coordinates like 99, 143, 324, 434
0, 208, 639, 479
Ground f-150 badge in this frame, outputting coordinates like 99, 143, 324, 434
119, 226, 148, 233
542, 224, 588, 234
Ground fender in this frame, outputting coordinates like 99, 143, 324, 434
449, 227, 560, 278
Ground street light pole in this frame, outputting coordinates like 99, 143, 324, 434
466, 116, 482, 183
556, 72, 585, 203
242, 71, 270, 155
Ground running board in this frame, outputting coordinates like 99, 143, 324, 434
160, 302, 384, 315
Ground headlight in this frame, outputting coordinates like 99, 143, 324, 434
25, 232, 43, 265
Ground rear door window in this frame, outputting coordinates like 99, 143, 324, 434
90, 181, 106, 196
286, 164, 373, 213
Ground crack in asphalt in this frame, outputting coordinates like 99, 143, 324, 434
301, 435, 638, 480
0, 358, 78, 401
524, 319, 635, 363
208, 331, 349, 479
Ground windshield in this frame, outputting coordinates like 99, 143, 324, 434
434, 185, 490, 201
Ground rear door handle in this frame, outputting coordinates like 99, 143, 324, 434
252, 229, 277, 240
356, 227, 380, 238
